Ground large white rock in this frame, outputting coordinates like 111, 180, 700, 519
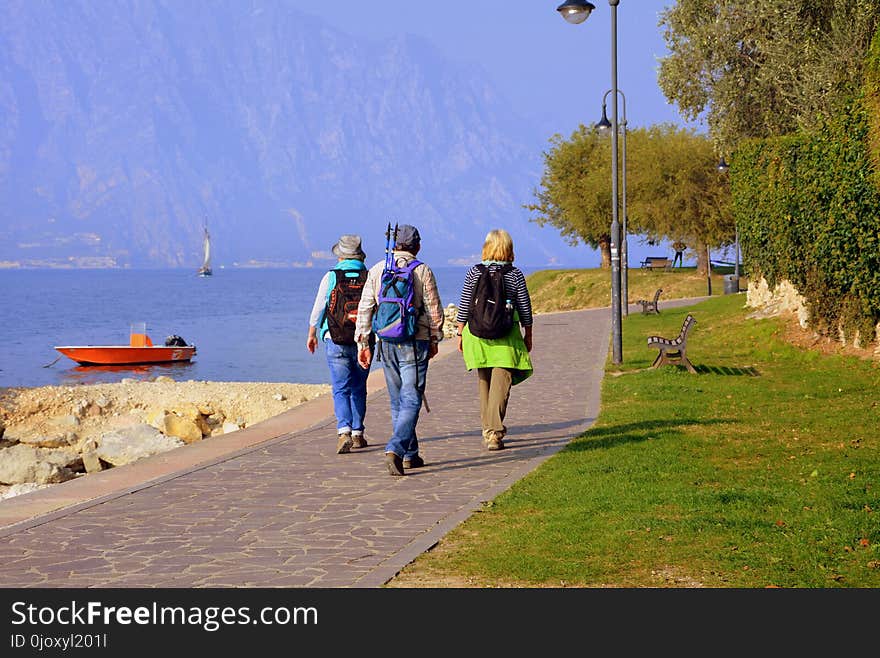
96, 424, 185, 467
746, 278, 809, 327
0, 444, 81, 485
81, 450, 103, 473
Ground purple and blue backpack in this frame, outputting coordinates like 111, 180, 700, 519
372, 258, 421, 343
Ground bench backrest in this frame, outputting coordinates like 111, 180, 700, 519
678, 314, 697, 343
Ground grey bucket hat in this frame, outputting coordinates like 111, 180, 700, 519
394, 224, 421, 251
331, 234, 366, 260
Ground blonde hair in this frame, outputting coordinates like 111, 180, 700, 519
481, 229, 514, 262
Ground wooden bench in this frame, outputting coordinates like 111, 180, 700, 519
640, 256, 672, 271
637, 288, 662, 315
647, 314, 697, 373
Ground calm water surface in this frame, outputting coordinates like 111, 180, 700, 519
0, 266, 495, 388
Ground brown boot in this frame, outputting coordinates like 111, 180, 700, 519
351, 433, 368, 449
485, 430, 505, 451
336, 433, 353, 454
385, 452, 405, 476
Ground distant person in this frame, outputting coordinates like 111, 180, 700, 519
355, 224, 444, 476
455, 229, 533, 451
307, 234, 371, 455
672, 241, 686, 268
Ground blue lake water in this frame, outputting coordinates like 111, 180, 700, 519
1, 266, 538, 389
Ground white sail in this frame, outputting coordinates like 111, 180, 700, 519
198, 225, 212, 276
202, 229, 211, 268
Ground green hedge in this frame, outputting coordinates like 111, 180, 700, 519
866, 26, 880, 185
731, 98, 880, 342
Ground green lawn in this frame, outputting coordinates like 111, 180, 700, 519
388, 293, 880, 588
527, 265, 745, 313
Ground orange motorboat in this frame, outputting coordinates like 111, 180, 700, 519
54, 324, 196, 366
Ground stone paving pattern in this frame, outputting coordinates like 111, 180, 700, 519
0, 308, 611, 588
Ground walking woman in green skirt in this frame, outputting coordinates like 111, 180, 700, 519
455, 229, 533, 451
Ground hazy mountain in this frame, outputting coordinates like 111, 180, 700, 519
0, 0, 583, 269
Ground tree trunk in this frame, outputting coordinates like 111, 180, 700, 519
695, 242, 710, 276
599, 235, 611, 269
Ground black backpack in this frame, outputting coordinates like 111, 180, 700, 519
467, 263, 514, 339
326, 269, 367, 345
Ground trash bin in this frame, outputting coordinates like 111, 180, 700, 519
723, 274, 739, 295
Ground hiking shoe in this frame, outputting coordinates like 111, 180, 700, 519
483, 427, 508, 446
351, 434, 368, 449
336, 433, 353, 454
486, 436, 505, 451
403, 455, 424, 469
385, 452, 405, 476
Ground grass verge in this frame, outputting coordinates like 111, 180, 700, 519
388, 294, 880, 587
526, 266, 744, 313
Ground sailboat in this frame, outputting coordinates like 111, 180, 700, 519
197, 224, 212, 277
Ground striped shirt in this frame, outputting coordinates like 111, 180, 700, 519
455, 263, 533, 326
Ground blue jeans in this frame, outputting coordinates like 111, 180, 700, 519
324, 338, 369, 434
378, 339, 429, 459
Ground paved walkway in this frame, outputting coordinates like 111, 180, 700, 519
0, 307, 613, 588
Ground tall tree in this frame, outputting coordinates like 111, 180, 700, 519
527, 123, 733, 274
526, 127, 615, 268
657, 0, 880, 152
626, 124, 733, 274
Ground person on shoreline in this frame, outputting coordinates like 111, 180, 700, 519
307, 234, 371, 455
355, 224, 444, 476
455, 229, 533, 451
672, 241, 686, 268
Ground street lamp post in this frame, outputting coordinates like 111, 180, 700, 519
596, 89, 628, 316
557, 0, 623, 365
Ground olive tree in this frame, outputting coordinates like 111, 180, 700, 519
657, 0, 880, 152
626, 124, 734, 274
525, 126, 615, 267
527, 123, 733, 274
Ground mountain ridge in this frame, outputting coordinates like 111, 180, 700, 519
0, 0, 585, 270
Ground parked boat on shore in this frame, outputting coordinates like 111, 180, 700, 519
54, 324, 196, 366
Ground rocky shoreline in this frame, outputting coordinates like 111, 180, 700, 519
0, 304, 461, 501
0, 378, 331, 500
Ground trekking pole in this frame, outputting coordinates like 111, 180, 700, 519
384, 221, 394, 272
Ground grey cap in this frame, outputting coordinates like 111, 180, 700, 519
394, 224, 421, 251
331, 234, 366, 260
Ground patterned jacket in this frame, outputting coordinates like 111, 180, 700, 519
355, 250, 444, 345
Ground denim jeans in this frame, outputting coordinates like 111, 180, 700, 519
378, 339, 429, 459
324, 338, 369, 434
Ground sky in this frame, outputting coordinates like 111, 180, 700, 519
284, 1, 706, 266
285, 0, 696, 138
